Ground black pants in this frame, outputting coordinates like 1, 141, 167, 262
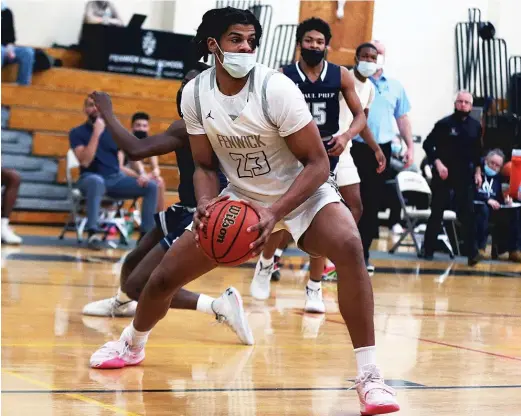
423, 175, 477, 259
351, 141, 392, 261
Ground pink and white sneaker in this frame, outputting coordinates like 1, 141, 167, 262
90, 327, 145, 369
355, 364, 400, 415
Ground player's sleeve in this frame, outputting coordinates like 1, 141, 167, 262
180, 79, 206, 136
266, 73, 313, 138
366, 84, 376, 110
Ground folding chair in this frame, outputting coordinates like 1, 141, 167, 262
389, 171, 459, 258
58, 149, 130, 244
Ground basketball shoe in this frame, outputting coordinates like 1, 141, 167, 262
90, 288, 253, 369
304, 285, 325, 313
83, 297, 137, 317
355, 364, 400, 415
250, 256, 274, 300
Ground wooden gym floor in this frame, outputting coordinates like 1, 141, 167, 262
2, 225, 520, 415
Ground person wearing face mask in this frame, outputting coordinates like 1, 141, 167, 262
69, 96, 158, 250
422, 90, 483, 265
84, 1, 123, 26
350, 40, 414, 273
118, 112, 166, 211
252, 18, 369, 311
88, 8, 400, 415
474, 149, 521, 263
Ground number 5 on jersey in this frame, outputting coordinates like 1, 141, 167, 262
309, 102, 327, 126
230, 151, 271, 178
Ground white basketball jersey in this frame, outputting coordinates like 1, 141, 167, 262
186, 64, 312, 202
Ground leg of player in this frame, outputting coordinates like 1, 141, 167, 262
300, 202, 399, 415
89, 231, 254, 369
250, 230, 286, 300
82, 227, 164, 317
339, 183, 363, 224
271, 231, 292, 281
305, 256, 326, 313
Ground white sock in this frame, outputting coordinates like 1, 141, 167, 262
260, 254, 274, 265
127, 322, 150, 348
196, 294, 216, 315
116, 287, 131, 303
307, 279, 321, 291
274, 248, 283, 258
1, 217, 9, 228
354, 345, 377, 375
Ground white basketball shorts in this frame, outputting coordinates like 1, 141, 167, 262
185, 181, 341, 247
336, 147, 360, 187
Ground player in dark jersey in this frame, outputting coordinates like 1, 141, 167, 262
250, 18, 378, 313
82, 65, 252, 346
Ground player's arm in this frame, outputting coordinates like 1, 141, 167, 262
180, 79, 228, 235
246, 74, 329, 253
271, 121, 330, 220
360, 107, 387, 173
89, 91, 185, 160
328, 67, 367, 156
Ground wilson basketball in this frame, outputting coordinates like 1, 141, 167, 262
198, 200, 260, 266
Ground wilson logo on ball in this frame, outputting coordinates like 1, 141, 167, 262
217, 205, 242, 243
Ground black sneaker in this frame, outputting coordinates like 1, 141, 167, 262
468, 252, 484, 267
419, 247, 433, 260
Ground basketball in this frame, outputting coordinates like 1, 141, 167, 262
197, 200, 260, 266
502, 161, 512, 177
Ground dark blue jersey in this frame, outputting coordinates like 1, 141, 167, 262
282, 61, 342, 171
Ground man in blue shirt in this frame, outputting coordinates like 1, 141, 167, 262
351, 41, 414, 272
69, 96, 158, 249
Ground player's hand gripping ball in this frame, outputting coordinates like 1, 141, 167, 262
197, 200, 260, 266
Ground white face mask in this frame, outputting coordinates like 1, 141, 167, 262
357, 61, 377, 78
213, 40, 256, 79
376, 54, 385, 70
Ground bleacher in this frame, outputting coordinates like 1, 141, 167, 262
1, 48, 183, 225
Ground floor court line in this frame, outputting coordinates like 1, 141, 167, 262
1, 369, 140, 416
320, 315, 521, 362
3, 385, 521, 395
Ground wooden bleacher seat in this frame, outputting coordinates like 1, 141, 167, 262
2, 65, 187, 225
2, 84, 179, 119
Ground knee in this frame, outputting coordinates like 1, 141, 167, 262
83, 175, 105, 195
146, 266, 177, 299
328, 229, 364, 265
17, 47, 35, 63
146, 179, 158, 195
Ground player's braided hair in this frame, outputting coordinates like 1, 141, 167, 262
296, 17, 332, 46
193, 7, 263, 62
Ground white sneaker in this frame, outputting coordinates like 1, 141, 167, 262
304, 285, 325, 313
212, 287, 254, 345
90, 326, 145, 369
82, 297, 137, 317
1, 224, 22, 245
250, 258, 273, 300
355, 364, 400, 415
391, 224, 404, 235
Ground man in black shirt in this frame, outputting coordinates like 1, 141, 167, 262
422, 91, 483, 265
1, 3, 34, 85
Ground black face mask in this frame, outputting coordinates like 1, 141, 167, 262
133, 130, 148, 139
454, 108, 471, 120
301, 48, 325, 67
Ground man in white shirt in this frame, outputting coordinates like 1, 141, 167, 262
89, 8, 399, 415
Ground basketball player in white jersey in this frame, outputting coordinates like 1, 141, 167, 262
89, 8, 399, 415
